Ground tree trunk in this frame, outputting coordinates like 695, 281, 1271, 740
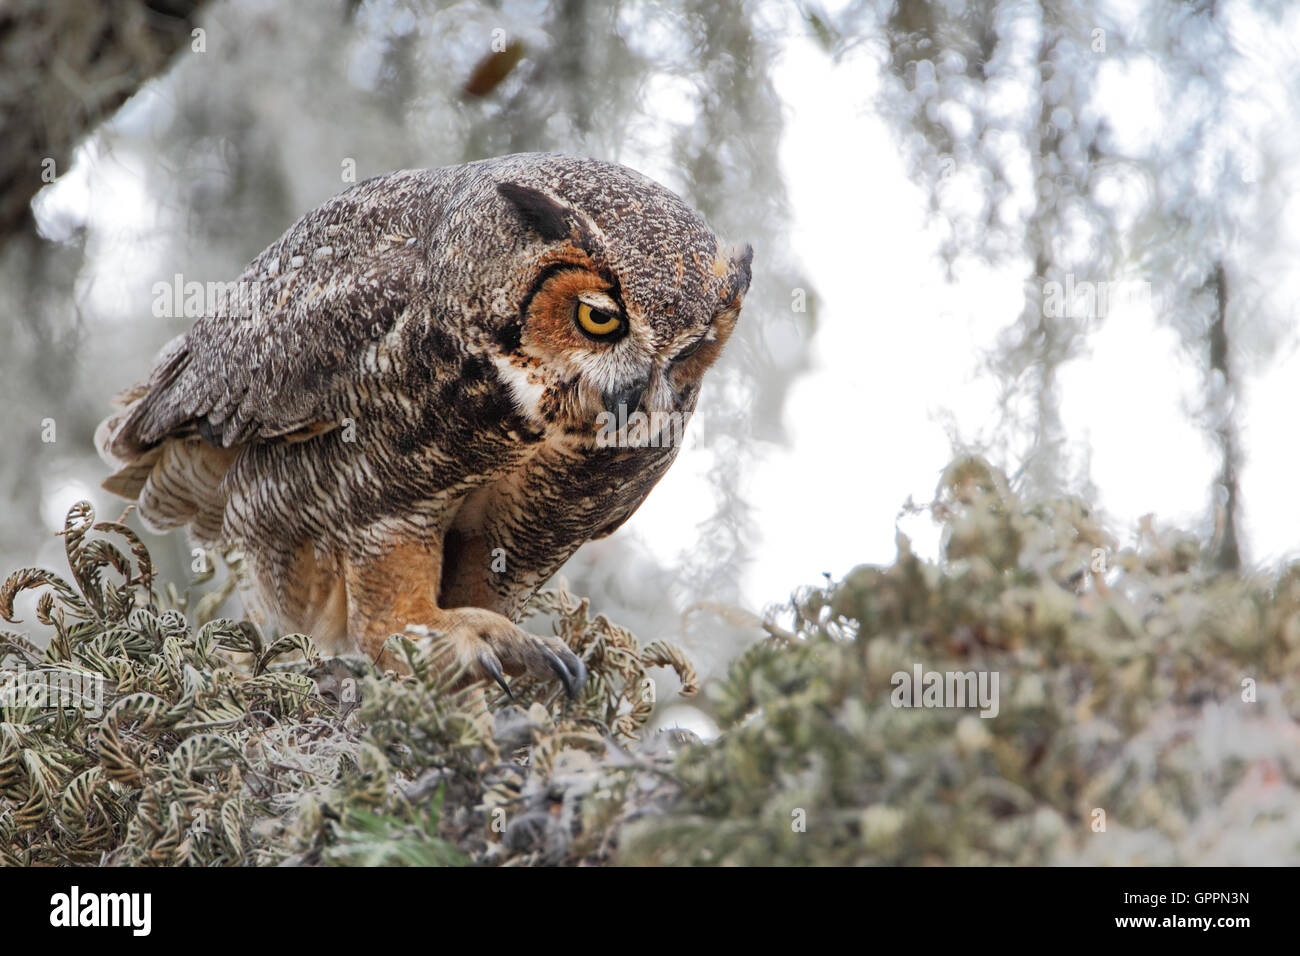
0, 0, 204, 243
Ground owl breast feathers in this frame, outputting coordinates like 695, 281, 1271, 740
96, 152, 752, 695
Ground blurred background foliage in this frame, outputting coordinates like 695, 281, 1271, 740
3, 0, 1300, 735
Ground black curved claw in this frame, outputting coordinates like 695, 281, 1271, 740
543, 647, 587, 699
478, 650, 513, 698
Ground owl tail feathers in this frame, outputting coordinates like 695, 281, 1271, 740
95, 405, 152, 493
95, 406, 234, 546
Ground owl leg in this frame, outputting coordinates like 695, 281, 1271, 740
343, 540, 586, 697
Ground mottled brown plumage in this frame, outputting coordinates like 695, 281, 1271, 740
96, 153, 752, 694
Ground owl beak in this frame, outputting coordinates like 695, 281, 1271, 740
602, 377, 648, 418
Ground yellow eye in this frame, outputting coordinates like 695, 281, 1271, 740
575, 301, 624, 340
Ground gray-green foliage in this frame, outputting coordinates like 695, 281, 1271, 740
620, 457, 1300, 865
5, 458, 1300, 866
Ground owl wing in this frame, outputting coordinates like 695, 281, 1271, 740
107, 174, 433, 458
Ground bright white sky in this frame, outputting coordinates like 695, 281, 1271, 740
628, 4, 1300, 613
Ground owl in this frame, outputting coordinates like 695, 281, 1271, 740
96, 153, 752, 697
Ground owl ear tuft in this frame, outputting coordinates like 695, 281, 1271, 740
497, 181, 572, 242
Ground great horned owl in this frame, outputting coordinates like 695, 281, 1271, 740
96, 153, 752, 697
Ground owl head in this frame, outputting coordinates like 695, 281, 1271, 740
476, 154, 752, 444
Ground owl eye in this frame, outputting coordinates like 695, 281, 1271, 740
575, 301, 625, 341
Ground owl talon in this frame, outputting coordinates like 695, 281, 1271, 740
478, 649, 513, 698
541, 646, 587, 699
481, 623, 586, 698
410, 608, 585, 698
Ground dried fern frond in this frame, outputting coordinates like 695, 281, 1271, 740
0, 502, 697, 866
